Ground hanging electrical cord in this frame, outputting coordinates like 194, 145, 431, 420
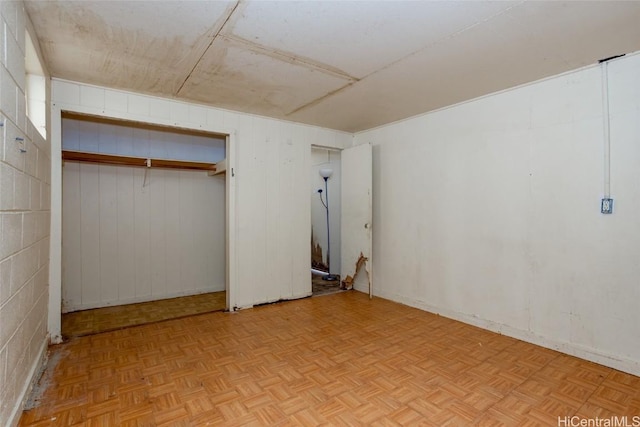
318, 188, 327, 209
598, 53, 625, 214
601, 60, 611, 200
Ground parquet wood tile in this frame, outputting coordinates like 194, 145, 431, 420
20, 291, 640, 426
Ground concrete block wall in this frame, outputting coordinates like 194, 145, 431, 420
0, 1, 51, 426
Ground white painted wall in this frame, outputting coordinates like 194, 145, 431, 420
61, 117, 226, 311
310, 147, 341, 275
62, 116, 225, 161
49, 79, 352, 338
353, 52, 640, 376
0, 3, 51, 426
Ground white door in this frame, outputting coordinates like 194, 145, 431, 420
341, 142, 373, 297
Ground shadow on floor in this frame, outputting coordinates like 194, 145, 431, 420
61, 291, 227, 338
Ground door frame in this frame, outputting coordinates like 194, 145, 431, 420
310, 144, 342, 284
48, 104, 237, 343
309, 143, 372, 296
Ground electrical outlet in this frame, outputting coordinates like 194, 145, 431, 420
601, 198, 613, 214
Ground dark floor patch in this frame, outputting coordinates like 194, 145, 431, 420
312, 274, 343, 296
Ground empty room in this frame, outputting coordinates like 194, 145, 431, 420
1, 0, 640, 425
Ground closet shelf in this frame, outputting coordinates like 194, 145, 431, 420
62, 150, 217, 172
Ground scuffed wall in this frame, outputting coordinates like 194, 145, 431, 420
354, 52, 640, 375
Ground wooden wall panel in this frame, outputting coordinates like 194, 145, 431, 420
133, 167, 152, 300
178, 171, 196, 293
62, 163, 225, 312
116, 167, 136, 302
79, 164, 101, 306
61, 162, 82, 309
149, 169, 167, 297
98, 165, 118, 304
291, 134, 310, 298
164, 172, 181, 298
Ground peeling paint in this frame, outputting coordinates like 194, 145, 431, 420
311, 229, 327, 272
341, 252, 368, 291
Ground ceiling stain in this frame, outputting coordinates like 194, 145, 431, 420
25, 0, 640, 132
175, 1, 240, 95
178, 35, 352, 118
27, 0, 239, 97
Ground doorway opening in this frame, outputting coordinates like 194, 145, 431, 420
311, 146, 343, 296
59, 112, 229, 337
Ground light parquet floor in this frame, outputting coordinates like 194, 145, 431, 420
62, 292, 226, 338
22, 291, 640, 426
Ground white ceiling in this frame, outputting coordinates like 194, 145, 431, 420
25, 1, 640, 133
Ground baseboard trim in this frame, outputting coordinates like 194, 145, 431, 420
375, 290, 640, 377
7, 337, 48, 427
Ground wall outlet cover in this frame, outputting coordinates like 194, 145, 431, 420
601, 198, 614, 214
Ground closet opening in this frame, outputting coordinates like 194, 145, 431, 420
59, 112, 229, 337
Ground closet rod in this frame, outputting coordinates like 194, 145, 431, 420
62, 150, 216, 172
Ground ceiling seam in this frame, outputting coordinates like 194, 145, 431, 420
175, 0, 242, 96
286, 0, 528, 118
220, 34, 358, 82
286, 81, 357, 117
357, 0, 528, 83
